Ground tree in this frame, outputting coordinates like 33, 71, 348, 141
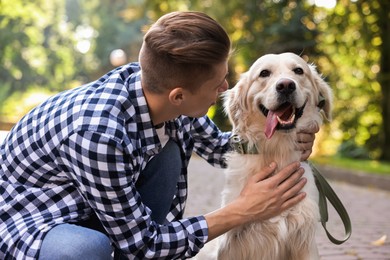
315, 0, 388, 160
0, 0, 146, 122
0, 0, 84, 121
1, 0, 388, 161
377, 0, 390, 160
70, 0, 147, 77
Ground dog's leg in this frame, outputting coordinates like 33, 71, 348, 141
307, 239, 320, 260
287, 240, 319, 260
194, 239, 218, 260
217, 232, 238, 260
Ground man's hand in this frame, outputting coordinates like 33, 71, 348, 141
204, 162, 306, 241
296, 125, 319, 161
235, 162, 306, 222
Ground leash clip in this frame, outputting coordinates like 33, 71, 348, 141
229, 135, 244, 154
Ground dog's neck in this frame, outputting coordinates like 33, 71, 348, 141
261, 134, 301, 170
231, 130, 301, 171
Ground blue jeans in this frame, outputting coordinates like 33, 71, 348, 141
39, 139, 182, 259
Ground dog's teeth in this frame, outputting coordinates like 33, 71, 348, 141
289, 114, 295, 124
276, 110, 296, 126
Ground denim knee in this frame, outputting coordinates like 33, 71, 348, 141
39, 224, 113, 260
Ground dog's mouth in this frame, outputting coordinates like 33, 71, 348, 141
259, 101, 306, 139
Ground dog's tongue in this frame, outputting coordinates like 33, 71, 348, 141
265, 104, 292, 139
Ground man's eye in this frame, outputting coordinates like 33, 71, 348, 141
259, 70, 271, 77
293, 68, 304, 75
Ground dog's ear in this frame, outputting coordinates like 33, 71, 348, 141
223, 72, 251, 130
309, 65, 333, 121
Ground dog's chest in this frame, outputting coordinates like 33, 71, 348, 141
222, 157, 319, 215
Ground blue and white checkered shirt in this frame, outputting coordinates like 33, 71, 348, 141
0, 63, 230, 259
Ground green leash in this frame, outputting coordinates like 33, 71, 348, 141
309, 161, 352, 244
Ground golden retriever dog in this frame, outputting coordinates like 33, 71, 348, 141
217, 53, 332, 260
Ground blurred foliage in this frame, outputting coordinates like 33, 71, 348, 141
0, 0, 81, 121
0, 0, 389, 161
0, 0, 82, 104
315, 0, 387, 160
66, 0, 147, 73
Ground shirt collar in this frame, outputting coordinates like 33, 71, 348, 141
126, 65, 171, 155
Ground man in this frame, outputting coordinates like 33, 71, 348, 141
0, 11, 316, 259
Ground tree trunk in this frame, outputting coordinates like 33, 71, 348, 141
379, 0, 390, 161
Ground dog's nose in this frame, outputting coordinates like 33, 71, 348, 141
276, 79, 296, 95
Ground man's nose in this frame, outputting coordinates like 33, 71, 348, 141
218, 81, 229, 93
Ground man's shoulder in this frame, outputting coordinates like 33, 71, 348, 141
114, 62, 141, 83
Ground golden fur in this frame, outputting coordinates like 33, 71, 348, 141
217, 53, 333, 260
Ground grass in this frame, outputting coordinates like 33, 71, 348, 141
311, 156, 390, 176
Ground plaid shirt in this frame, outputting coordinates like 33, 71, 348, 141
0, 63, 230, 259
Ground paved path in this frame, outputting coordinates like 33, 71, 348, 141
185, 155, 390, 260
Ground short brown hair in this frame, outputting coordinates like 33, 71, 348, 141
139, 11, 231, 93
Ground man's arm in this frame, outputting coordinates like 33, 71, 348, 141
204, 162, 306, 241
58, 131, 209, 258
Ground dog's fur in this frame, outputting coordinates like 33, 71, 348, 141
217, 53, 332, 260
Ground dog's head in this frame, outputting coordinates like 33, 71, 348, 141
225, 53, 332, 141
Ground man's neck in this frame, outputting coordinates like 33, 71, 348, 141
142, 85, 178, 126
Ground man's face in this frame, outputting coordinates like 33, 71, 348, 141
182, 62, 229, 118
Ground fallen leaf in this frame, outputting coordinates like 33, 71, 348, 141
371, 235, 387, 246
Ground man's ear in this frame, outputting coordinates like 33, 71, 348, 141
168, 87, 185, 106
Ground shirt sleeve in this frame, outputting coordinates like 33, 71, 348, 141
57, 130, 208, 259
190, 116, 231, 168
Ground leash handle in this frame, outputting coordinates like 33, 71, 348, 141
309, 162, 352, 245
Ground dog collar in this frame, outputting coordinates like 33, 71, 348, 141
229, 135, 259, 154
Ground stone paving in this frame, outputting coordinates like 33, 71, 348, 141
185, 155, 390, 260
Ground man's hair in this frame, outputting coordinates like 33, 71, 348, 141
139, 11, 231, 93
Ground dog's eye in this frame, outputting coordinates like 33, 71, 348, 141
293, 68, 304, 75
259, 70, 271, 77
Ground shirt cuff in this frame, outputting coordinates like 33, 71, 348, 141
178, 215, 209, 257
